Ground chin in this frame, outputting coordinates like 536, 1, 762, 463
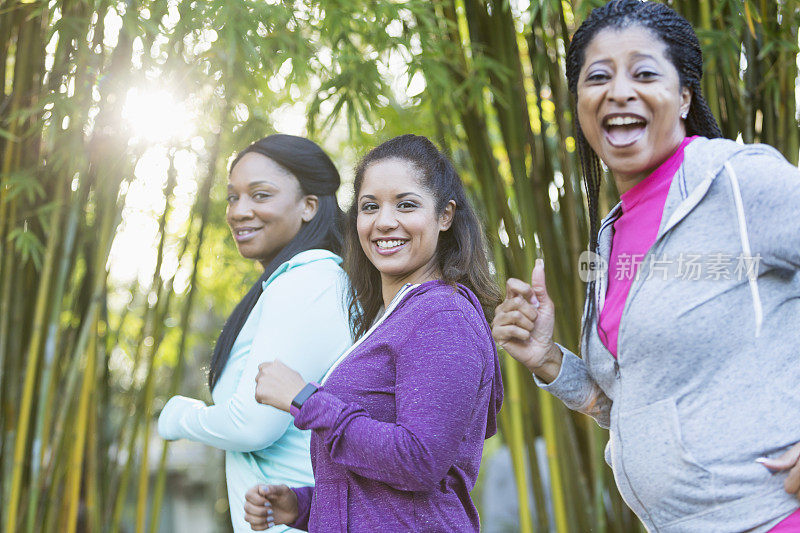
373, 262, 412, 279
237, 246, 267, 263
609, 156, 651, 175
373, 264, 406, 277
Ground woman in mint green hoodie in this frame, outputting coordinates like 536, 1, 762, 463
157, 135, 352, 532
493, 1, 800, 532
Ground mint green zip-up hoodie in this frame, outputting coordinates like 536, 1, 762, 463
538, 138, 800, 532
158, 250, 352, 532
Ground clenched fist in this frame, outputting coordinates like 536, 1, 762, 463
243, 484, 300, 530
254, 360, 306, 412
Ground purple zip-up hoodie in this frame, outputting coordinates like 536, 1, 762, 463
287, 280, 503, 532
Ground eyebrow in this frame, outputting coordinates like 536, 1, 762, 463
585, 53, 660, 71
631, 52, 659, 62
584, 59, 612, 71
397, 192, 423, 200
227, 180, 276, 190
358, 192, 424, 201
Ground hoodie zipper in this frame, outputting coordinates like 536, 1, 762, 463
606, 239, 665, 530
595, 204, 666, 531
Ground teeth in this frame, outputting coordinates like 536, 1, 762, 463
376, 240, 406, 249
606, 116, 645, 127
237, 229, 254, 235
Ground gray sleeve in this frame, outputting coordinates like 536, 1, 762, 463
727, 148, 800, 271
532, 344, 611, 429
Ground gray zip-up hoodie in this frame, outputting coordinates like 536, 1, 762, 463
538, 137, 800, 532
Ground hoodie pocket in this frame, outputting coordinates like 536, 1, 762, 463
616, 398, 714, 528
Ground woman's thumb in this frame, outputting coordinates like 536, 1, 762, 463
530, 259, 549, 305
262, 484, 280, 497
756, 443, 800, 471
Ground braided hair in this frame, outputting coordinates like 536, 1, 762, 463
564, 0, 722, 343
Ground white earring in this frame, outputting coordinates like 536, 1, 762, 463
681, 110, 688, 119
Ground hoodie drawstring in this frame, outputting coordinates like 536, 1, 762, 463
723, 161, 763, 338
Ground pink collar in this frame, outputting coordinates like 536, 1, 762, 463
621, 136, 697, 212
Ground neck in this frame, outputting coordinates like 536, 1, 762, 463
613, 133, 687, 195
258, 252, 278, 270
380, 263, 440, 308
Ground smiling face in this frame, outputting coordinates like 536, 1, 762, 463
226, 152, 317, 267
356, 158, 454, 301
577, 25, 691, 193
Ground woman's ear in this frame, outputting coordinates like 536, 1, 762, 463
439, 200, 456, 231
680, 86, 692, 120
301, 195, 319, 223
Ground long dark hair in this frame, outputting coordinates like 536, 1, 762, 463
208, 134, 344, 390
564, 0, 723, 341
344, 134, 499, 340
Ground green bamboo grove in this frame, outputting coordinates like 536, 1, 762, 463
1, 0, 798, 531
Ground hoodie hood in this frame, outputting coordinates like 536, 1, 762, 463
262, 249, 343, 290
661, 137, 777, 338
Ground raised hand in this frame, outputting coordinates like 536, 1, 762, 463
243, 484, 300, 530
492, 259, 563, 382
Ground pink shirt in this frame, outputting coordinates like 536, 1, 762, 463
772, 509, 800, 532
596, 136, 800, 530
598, 136, 695, 357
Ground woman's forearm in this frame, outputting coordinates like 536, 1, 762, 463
533, 346, 612, 429
157, 395, 292, 452
294, 390, 476, 491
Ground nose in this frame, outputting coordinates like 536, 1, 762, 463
607, 73, 636, 103
375, 205, 398, 232
227, 197, 254, 222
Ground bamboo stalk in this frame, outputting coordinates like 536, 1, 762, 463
0, 3, 26, 425
501, 356, 536, 532
779, 0, 799, 164
487, 222, 534, 532
588, 420, 608, 533
4, 21, 61, 529
132, 147, 179, 533
698, 0, 722, 125
25, 187, 80, 532
64, 314, 98, 533
86, 378, 102, 533
148, 96, 228, 530
539, 389, 569, 533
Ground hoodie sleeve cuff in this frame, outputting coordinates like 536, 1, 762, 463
288, 485, 313, 530
532, 344, 580, 391
532, 344, 611, 428
157, 395, 205, 441
292, 390, 346, 433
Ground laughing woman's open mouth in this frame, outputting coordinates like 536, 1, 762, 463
603, 113, 647, 147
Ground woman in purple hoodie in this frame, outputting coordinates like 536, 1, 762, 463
242, 134, 503, 532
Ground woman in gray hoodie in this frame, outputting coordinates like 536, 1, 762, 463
492, 1, 800, 532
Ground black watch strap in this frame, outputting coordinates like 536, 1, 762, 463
291, 382, 320, 411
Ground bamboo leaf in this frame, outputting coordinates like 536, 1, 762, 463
1, 172, 44, 203
8, 227, 45, 270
